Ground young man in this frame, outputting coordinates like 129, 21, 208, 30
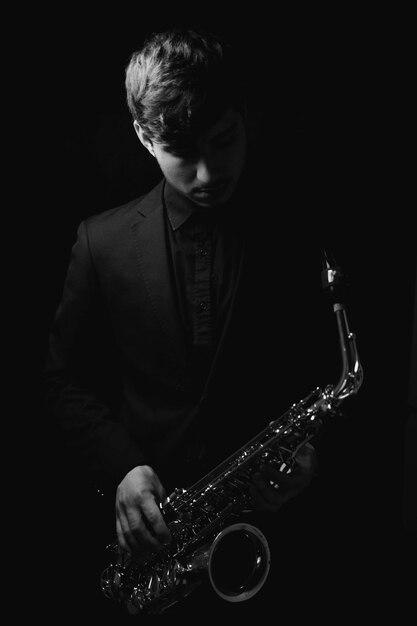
44, 28, 319, 614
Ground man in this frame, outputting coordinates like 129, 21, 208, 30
45, 28, 320, 614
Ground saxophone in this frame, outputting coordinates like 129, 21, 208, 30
100, 250, 363, 614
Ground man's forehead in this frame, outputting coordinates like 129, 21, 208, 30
202, 108, 241, 140
158, 107, 242, 153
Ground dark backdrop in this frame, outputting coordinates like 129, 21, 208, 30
31, 8, 415, 622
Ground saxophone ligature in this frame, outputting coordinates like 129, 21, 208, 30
100, 249, 363, 614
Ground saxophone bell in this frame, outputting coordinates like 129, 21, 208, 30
206, 523, 271, 603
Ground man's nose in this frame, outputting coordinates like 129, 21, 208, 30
196, 154, 218, 185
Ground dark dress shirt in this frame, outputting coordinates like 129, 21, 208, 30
164, 181, 245, 393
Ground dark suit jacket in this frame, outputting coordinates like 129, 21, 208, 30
44, 178, 341, 493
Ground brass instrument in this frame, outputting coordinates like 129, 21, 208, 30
100, 250, 363, 614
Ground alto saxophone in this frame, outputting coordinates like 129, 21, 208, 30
100, 250, 363, 614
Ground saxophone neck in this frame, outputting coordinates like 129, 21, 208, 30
321, 249, 364, 402
332, 302, 363, 401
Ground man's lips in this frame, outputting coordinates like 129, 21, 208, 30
192, 181, 229, 195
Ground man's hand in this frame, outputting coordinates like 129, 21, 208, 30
116, 465, 171, 555
250, 442, 317, 511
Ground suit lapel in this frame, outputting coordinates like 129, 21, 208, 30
131, 183, 187, 369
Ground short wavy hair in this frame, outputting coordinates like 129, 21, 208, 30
125, 28, 247, 153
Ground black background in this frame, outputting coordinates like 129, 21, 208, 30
27, 6, 415, 621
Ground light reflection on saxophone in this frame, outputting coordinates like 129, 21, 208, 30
100, 250, 363, 614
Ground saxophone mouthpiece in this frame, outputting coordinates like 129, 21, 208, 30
321, 248, 349, 304
321, 248, 337, 271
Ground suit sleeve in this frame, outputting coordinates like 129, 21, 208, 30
44, 220, 147, 490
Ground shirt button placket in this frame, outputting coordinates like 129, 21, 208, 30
194, 232, 212, 347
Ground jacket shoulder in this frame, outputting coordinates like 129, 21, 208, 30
84, 179, 164, 235
76, 179, 164, 264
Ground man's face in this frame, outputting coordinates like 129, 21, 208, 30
144, 108, 247, 207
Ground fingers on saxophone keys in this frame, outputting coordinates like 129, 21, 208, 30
262, 461, 315, 494
253, 473, 280, 492
117, 510, 164, 556
250, 477, 282, 511
252, 469, 279, 487
116, 517, 133, 554
259, 464, 293, 487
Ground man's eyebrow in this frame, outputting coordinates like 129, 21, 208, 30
213, 121, 238, 139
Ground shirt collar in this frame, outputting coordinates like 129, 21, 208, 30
164, 180, 199, 231
163, 173, 251, 231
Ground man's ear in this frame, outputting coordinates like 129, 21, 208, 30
133, 121, 156, 157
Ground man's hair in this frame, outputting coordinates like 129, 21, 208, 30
125, 28, 247, 153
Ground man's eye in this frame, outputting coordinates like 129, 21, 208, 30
215, 132, 235, 148
171, 147, 197, 159
179, 150, 196, 159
